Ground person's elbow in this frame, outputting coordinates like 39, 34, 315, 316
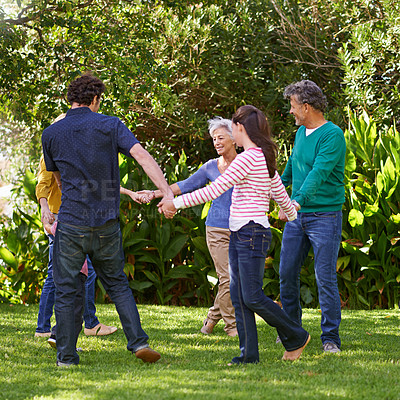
129, 143, 151, 164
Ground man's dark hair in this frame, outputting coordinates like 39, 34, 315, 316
284, 80, 327, 113
67, 73, 106, 105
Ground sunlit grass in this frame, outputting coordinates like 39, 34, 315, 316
1, 304, 399, 399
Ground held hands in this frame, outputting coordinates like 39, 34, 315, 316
278, 207, 289, 222
43, 221, 53, 235
39, 198, 54, 234
43, 220, 57, 235
41, 208, 55, 226
123, 188, 155, 204
41, 208, 55, 235
41, 205, 55, 228
121, 186, 176, 218
134, 190, 155, 204
279, 200, 301, 222
134, 190, 177, 220
136, 187, 176, 219
157, 198, 177, 219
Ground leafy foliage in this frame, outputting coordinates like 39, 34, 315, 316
1, 1, 400, 308
0, 0, 351, 154
119, 150, 215, 306
0, 168, 48, 303
338, 0, 400, 127
338, 111, 400, 309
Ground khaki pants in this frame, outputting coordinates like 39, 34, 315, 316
205, 226, 236, 334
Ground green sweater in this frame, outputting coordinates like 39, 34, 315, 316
281, 121, 346, 212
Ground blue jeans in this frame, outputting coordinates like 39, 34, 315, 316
229, 222, 309, 364
53, 220, 149, 365
36, 235, 100, 333
83, 261, 99, 329
279, 211, 342, 347
51, 273, 86, 344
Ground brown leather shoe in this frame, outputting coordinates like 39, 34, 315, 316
84, 323, 117, 336
200, 319, 216, 334
282, 334, 311, 361
135, 347, 161, 363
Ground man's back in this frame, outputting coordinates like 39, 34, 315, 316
42, 107, 138, 227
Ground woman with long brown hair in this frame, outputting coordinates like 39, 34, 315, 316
160, 105, 310, 364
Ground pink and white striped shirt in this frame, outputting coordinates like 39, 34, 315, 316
173, 147, 297, 231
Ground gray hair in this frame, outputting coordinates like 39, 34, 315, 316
207, 117, 233, 140
284, 80, 327, 113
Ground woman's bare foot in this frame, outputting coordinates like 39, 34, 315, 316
282, 334, 311, 361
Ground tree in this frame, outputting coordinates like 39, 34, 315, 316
338, 0, 400, 127
0, 0, 348, 158
1, 0, 399, 307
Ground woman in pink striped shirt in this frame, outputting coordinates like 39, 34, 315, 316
160, 105, 310, 364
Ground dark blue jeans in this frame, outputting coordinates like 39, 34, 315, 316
83, 261, 99, 329
279, 211, 342, 347
36, 234, 56, 333
229, 222, 309, 364
51, 273, 86, 344
53, 220, 149, 365
36, 235, 100, 333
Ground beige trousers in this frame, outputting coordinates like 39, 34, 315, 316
205, 226, 236, 334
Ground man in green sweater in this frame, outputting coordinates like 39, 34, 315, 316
279, 80, 346, 353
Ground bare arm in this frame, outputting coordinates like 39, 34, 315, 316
136, 182, 181, 202
129, 143, 174, 200
53, 171, 62, 190
153, 183, 181, 198
120, 186, 154, 204
39, 197, 55, 233
39, 197, 55, 224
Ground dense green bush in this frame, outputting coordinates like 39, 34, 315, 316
338, 0, 400, 127
339, 111, 400, 308
0, 168, 49, 303
0, 147, 218, 306
1, 1, 400, 308
265, 112, 400, 310
118, 150, 215, 306
0, 0, 349, 155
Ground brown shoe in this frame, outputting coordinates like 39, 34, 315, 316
200, 319, 216, 334
34, 332, 51, 338
84, 323, 117, 336
282, 334, 311, 361
135, 347, 161, 363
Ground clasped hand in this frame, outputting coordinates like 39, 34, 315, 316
278, 200, 300, 222
157, 198, 176, 219
123, 188, 176, 219
134, 190, 155, 204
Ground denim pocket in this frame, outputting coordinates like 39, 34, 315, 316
57, 228, 85, 257
99, 228, 121, 258
236, 229, 252, 243
236, 226, 271, 257
254, 229, 271, 257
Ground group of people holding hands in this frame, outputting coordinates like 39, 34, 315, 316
36, 73, 345, 367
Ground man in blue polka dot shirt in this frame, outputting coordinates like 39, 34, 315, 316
42, 73, 174, 367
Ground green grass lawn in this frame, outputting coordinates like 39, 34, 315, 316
1, 303, 400, 400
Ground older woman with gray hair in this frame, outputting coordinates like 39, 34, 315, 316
136, 117, 238, 336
